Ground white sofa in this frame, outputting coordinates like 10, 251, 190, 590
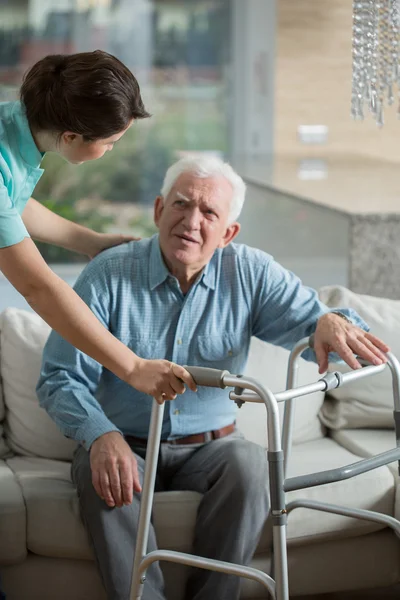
0, 285, 400, 600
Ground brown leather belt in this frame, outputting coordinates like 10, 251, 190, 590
126, 423, 235, 446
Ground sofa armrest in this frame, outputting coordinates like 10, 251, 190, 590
0, 460, 26, 564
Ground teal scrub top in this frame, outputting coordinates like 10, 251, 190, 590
0, 100, 44, 248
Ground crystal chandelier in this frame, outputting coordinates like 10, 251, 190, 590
352, 0, 400, 126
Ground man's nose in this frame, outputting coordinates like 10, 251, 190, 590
183, 208, 201, 229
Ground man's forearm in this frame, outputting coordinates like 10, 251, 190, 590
22, 197, 99, 256
37, 372, 121, 451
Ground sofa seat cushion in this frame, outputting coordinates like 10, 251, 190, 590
281, 437, 395, 547
0, 459, 27, 564
331, 429, 398, 476
6, 436, 396, 561
331, 429, 400, 526
5, 456, 202, 560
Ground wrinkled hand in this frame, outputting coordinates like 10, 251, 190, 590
89, 233, 140, 259
90, 431, 141, 507
314, 313, 390, 374
128, 359, 197, 404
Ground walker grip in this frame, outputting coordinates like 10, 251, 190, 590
184, 366, 229, 389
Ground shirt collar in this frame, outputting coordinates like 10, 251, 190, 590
12, 101, 44, 169
149, 235, 170, 290
201, 255, 217, 290
149, 235, 217, 291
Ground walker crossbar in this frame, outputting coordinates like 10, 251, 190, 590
129, 339, 400, 600
137, 550, 276, 596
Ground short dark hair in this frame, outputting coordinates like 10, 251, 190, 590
20, 50, 150, 140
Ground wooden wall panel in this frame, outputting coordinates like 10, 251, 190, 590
274, 0, 400, 161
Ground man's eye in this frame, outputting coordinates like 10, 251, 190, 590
175, 200, 185, 206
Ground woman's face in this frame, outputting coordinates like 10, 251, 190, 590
58, 120, 133, 164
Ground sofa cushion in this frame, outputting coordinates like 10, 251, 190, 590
282, 437, 395, 546
241, 337, 325, 446
6, 456, 202, 560
0, 459, 27, 564
7, 437, 394, 562
0, 308, 77, 460
331, 428, 400, 529
318, 285, 400, 430
0, 424, 11, 460
331, 428, 398, 476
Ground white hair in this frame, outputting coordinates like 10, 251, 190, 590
160, 155, 246, 224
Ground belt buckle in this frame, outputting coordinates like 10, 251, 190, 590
204, 431, 213, 443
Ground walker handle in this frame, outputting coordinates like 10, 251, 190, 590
184, 366, 229, 389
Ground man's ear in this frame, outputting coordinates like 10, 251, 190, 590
154, 195, 164, 228
218, 222, 241, 248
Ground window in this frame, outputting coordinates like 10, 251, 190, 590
0, 0, 232, 263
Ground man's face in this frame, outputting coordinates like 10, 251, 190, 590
154, 172, 240, 273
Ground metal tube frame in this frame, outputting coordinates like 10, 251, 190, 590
130, 339, 400, 600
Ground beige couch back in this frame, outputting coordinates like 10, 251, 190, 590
0, 307, 326, 461
319, 286, 400, 431
0, 308, 77, 460
2, 285, 399, 461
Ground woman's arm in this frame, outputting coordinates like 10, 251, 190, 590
0, 238, 195, 400
22, 197, 136, 258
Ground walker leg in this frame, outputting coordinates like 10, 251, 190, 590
268, 449, 289, 600
273, 524, 289, 600
129, 400, 165, 600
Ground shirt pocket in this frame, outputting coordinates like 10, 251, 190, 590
196, 333, 246, 372
126, 335, 165, 361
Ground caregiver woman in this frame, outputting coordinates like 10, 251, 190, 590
0, 50, 194, 402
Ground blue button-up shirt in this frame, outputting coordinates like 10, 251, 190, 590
37, 235, 367, 449
0, 101, 44, 248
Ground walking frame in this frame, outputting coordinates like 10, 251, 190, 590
130, 336, 400, 600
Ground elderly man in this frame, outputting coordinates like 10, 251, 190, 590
37, 156, 388, 600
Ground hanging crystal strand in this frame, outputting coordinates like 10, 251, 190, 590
369, 0, 380, 117
386, 0, 397, 103
383, 0, 393, 103
352, 0, 400, 125
390, 0, 400, 117
375, 0, 389, 125
364, 2, 375, 107
352, 1, 366, 119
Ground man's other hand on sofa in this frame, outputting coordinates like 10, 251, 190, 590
90, 432, 142, 508
314, 312, 390, 374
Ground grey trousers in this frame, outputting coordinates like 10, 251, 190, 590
71, 431, 270, 600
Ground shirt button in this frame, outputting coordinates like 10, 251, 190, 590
177, 338, 183, 345
173, 409, 180, 415
228, 349, 233, 356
